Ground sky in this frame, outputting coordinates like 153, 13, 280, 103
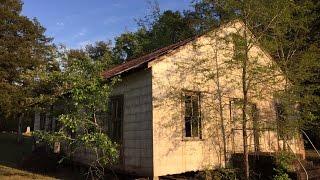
21, 0, 193, 49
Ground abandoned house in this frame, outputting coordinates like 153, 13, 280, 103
34, 20, 305, 178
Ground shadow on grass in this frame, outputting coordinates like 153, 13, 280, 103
0, 132, 141, 180
0, 132, 54, 179
0, 132, 33, 168
0, 132, 82, 179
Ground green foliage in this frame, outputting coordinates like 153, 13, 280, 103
274, 173, 291, 180
113, 10, 195, 61
34, 129, 119, 166
184, 1, 220, 33
257, 0, 320, 137
85, 41, 114, 62
34, 48, 119, 179
273, 151, 294, 180
0, 0, 54, 117
113, 28, 150, 61
291, 45, 320, 132
62, 56, 114, 112
2, 0, 319, 178
204, 1, 299, 179
197, 168, 238, 180
147, 10, 195, 51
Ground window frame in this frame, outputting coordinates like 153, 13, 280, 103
229, 98, 260, 152
107, 95, 124, 144
40, 113, 46, 130
182, 90, 202, 140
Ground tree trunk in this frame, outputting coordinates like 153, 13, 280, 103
214, 35, 228, 166
242, 23, 250, 180
242, 100, 249, 180
252, 104, 260, 152
17, 113, 23, 144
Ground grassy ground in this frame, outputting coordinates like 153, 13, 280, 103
0, 164, 53, 180
0, 132, 55, 179
0, 132, 33, 167
0, 132, 130, 179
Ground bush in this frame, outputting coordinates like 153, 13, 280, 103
196, 168, 238, 180
273, 151, 294, 180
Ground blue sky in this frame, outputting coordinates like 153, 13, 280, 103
22, 0, 192, 49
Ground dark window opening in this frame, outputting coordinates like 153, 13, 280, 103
40, 113, 46, 130
107, 95, 123, 143
275, 102, 286, 139
184, 91, 201, 138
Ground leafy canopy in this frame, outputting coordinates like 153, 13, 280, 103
0, 0, 53, 116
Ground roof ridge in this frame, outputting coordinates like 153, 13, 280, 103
102, 37, 195, 78
102, 19, 243, 79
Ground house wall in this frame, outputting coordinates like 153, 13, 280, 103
73, 69, 153, 176
33, 70, 153, 176
150, 21, 305, 177
111, 69, 153, 176
33, 111, 53, 131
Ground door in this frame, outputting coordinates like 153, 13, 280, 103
108, 95, 124, 165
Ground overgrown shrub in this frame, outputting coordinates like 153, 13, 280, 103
273, 151, 294, 180
196, 168, 238, 180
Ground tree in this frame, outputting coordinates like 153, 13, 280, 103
235, 0, 320, 155
146, 10, 196, 52
113, 10, 196, 61
267, 0, 320, 143
34, 47, 119, 179
0, 0, 53, 141
184, 0, 220, 33
85, 41, 116, 64
192, 0, 311, 178
113, 28, 150, 61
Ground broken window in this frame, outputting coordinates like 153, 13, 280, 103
184, 91, 201, 138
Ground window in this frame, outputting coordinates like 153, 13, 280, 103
275, 102, 286, 139
40, 113, 46, 130
251, 104, 260, 152
229, 98, 243, 152
183, 91, 201, 138
229, 98, 260, 152
107, 95, 123, 143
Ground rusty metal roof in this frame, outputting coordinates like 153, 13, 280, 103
102, 37, 194, 79
102, 20, 250, 79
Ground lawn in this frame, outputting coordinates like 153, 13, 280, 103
0, 133, 54, 179
0, 164, 53, 180
0, 132, 33, 167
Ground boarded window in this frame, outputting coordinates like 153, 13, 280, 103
107, 95, 123, 143
184, 91, 201, 138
